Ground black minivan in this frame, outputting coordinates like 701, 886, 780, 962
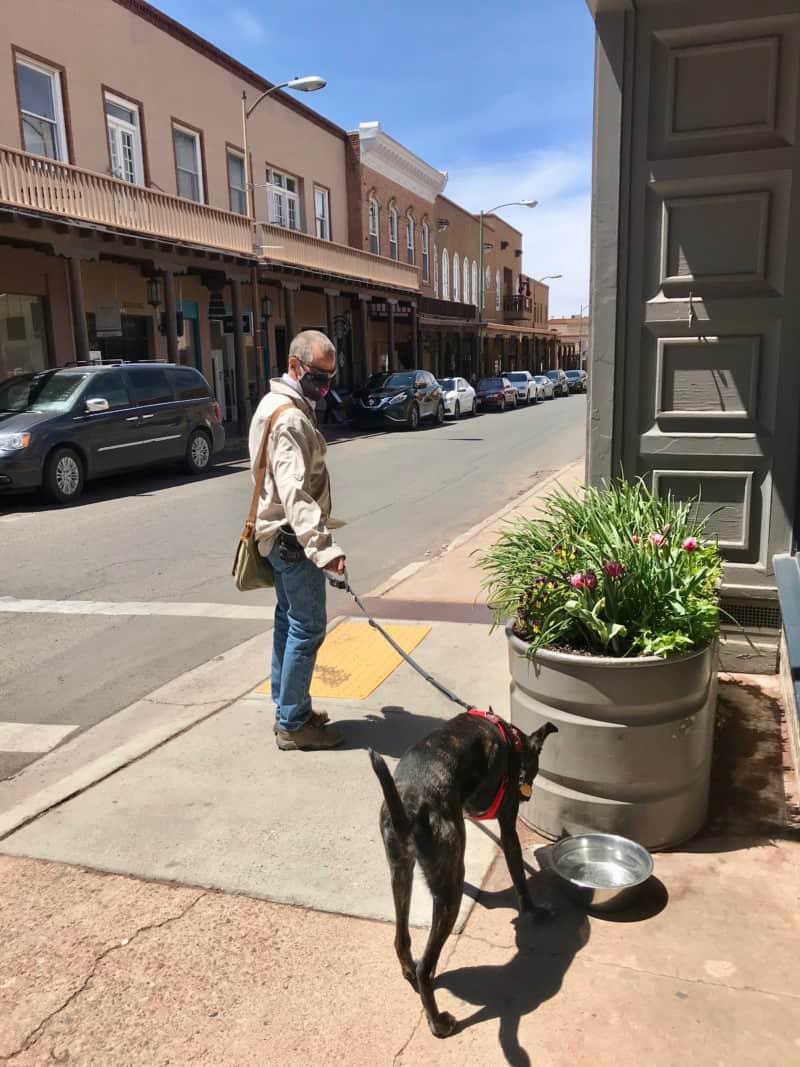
0, 362, 225, 504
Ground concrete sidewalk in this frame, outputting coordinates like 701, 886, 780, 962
3, 459, 800, 1066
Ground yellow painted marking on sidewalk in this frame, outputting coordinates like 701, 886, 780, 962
257, 620, 431, 700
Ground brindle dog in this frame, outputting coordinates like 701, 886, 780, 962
369, 712, 557, 1038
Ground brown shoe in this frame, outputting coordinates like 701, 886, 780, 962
275, 721, 344, 751
273, 710, 329, 734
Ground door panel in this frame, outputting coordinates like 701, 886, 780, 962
80, 370, 143, 474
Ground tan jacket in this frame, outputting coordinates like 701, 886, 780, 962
248, 378, 343, 569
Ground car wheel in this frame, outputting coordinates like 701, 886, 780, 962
454, 401, 461, 420
471, 398, 477, 415
186, 429, 213, 474
434, 401, 445, 426
498, 397, 505, 413
407, 403, 420, 431
44, 446, 85, 505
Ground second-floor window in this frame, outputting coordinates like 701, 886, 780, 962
453, 253, 460, 302
406, 214, 415, 265
442, 249, 450, 300
433, 242, 439, 296
105, 93, 143, 184
227, 151, 247, 215
388, 207, 399, 260
16, 56, 68, 162
421, 222, 430, 283
314, 186, 330, 240
495, 270, 502, 311
471, 261, 478, 306
368, 198, 379, 254
463, 258, 470, 306
267, 168, 301, 230
173, 125, 204, 202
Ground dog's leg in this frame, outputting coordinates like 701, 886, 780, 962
498, 807, 555, 920
387, 836, 417, 989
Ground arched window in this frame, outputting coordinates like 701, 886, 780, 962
471, 261, 478, 307
495, 269, 501, 311
388, 206, 399, 260
421, 221, 430, 283
368, 198, 379, 255
453, 253, 460, 302
442, 248, 450, 300
406, 212, 415, 265
433, 242, 439, 296
463, 258, 470, 305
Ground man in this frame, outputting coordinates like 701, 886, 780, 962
248, 330, 345, 751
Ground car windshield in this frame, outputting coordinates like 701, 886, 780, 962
504, 373, 527, 382
365, 372, 415, 390
566, 371, 581, 378
0, 371, 89, 413
546, 371, 560, 380
478, 378, 503, 390
534, 376, 547, 384
438, 378, 456, 391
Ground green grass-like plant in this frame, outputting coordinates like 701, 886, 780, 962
477, 479, 724, 658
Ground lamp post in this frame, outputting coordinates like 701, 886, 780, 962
241, 75, 326, 402
576, 301, 588, 370
531, 273, 561, 371
477, 200, 537, 378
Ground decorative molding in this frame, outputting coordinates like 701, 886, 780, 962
356, 122, 447, 203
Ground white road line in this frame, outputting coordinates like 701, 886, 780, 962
0, 722, 79, 754
0, 597, 275, 621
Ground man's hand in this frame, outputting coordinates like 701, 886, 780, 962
324, 556, 346, 576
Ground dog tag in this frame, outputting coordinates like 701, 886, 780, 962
519, 783, 532, 799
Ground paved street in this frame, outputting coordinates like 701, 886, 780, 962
0, 396, 586, 780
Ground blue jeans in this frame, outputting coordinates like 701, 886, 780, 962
268, 543, 327, 731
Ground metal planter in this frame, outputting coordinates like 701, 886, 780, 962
507, 629, 717, 850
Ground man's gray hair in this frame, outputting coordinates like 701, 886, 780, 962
289, 329, 335, 364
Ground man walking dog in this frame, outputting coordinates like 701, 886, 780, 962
249, 330, 345, 751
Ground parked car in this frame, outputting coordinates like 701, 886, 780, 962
437, 376, 476, 418
0, 362, 225, 505
565, 369, 588, 393
501, 370, 538, 405
475, 376, 518, 413
533, 374, 555, 401
546, 369, 570, 397
354, 370, 444, 431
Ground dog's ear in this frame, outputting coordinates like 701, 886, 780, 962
530, 722, 558, 752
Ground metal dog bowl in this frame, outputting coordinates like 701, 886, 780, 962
550, 833, 653, 914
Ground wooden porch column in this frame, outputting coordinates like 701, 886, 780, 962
387, 299, 397, 371
162, 269, 179, 364
410, 302, 419, 366
325, 288, 339, 341
251, 266, 266, 397
283, 282, 298, 342
67, 256, 90, 363
231, 278, 250, 438
358, 294, 370, 382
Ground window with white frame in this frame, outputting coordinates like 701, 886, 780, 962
16, 56, 68, 161
227, 150, 247, 215
471, 261, 478, 306
441, 249, 450, 300
173, 125, 203, 202
406, 213, 415, 265
495, 269, 502, 311
388, 206, 399, 260
314, 185, 330, 240
452, 253, 460, 302
433, 242, 439, 296
421, 222, 430, 283
368, 198, 380, 254
267, 167, 301, 230
463, 258, 470, 306
105, 93, 144, 184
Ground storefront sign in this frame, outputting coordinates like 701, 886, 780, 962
95, 305, 122, 338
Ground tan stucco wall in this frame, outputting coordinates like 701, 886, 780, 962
2, 0, 349, 243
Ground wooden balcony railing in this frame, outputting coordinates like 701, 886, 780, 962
0, 145, 253, 255
257, 223, 419, 291
502, 294, 532, 321
418, 295, 477, 321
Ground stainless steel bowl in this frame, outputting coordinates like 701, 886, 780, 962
550, 833, 654, 913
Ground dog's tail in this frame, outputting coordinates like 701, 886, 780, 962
368, 749, 411, 836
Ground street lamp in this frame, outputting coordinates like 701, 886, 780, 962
477, 200, 537, 377
241, 76, 326, 218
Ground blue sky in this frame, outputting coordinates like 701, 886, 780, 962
156, 0, 596, 316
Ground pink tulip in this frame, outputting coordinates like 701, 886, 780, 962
683, 537, 698, 552
649, 533, 666, 547
584, 570, 598, 589
631, 535, 640, 544
604, 560, 625, 579
570, 573, 586, 589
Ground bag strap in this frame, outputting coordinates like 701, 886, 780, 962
245, 401, 296, 531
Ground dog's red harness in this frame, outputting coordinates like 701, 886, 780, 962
467, 709, 524, 820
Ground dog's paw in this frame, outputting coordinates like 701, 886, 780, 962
428, 1011, 457, 1039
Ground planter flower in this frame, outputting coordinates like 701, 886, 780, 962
477, 479, 723, 849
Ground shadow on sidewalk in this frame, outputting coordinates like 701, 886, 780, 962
438, 875, 590, 1067
336, 704, 447, 759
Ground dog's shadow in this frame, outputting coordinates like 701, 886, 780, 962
437, 868, 590, 1067
336, 704, 446, 759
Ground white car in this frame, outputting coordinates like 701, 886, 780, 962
437, 376, 476, 418
502, 370, 537, 405
533, 374, 555, 400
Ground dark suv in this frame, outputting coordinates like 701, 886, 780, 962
354, 370, 444, 431
0, 362, 225, 504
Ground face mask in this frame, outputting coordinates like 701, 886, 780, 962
298, 364, 334, 402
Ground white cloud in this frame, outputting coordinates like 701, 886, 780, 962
443, 146, 592, 318
232, 9, 267, 43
